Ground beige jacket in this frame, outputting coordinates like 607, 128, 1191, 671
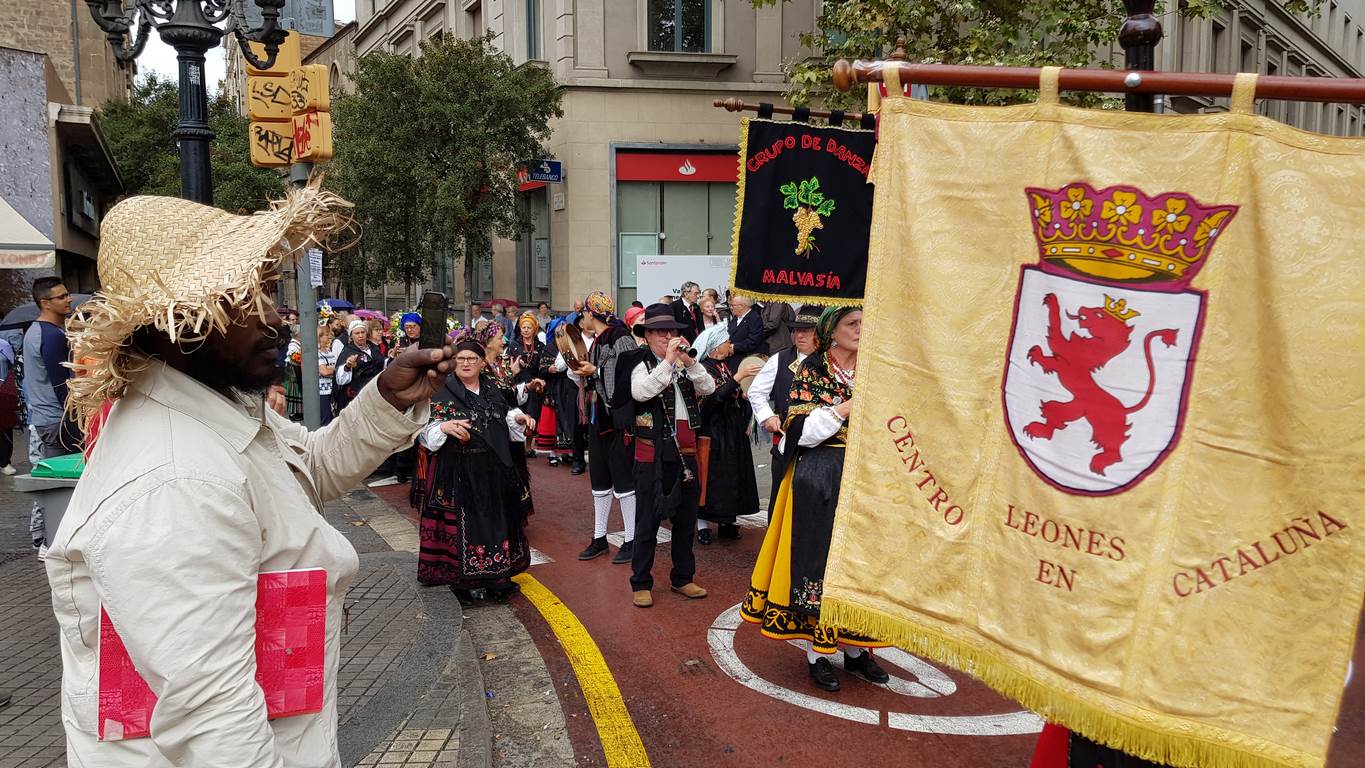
47, 362, 428, 767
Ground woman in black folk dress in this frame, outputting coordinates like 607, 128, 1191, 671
695, 355, 763, 544
417, 334, 537, 604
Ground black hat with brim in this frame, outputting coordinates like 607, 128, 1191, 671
789, 304, 823, 329
633, 303, 690, 337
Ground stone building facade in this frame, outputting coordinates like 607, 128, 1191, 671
344, 0, 1365, 314
0, 0, 132, 108
0, 47, 123, 305
1131, 0, 1365, 133
351, 0, 814, 311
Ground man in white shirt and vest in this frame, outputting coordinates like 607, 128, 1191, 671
613, 303, 715, 608
747, 305, 822, 517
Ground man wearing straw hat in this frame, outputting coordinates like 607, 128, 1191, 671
46, 185, 455, 766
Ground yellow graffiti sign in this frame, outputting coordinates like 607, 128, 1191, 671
250, 121, 293, 167
291, 111, 332, 162
289, 64, 330, 115
248, 77, 292, 121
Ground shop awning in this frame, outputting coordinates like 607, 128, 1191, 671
0, 196, 55, 269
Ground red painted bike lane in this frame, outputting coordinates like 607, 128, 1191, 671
375, 461, 1365, 768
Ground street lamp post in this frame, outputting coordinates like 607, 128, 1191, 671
84, 1, 291, 204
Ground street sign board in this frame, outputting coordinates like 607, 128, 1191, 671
250, 121, 293, 167
528, 160, 563, 183
247, 76, 292, 121
292, 111, 333, 162
289, 64, 330, 114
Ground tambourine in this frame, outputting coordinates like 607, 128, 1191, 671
737, 354, 769, 393
555, 323, 589, 367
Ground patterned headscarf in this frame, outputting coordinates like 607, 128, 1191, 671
583, 291, 620, 324
817, 306, 857, 351
517, 312, 540, 334
474, 320, 503, 347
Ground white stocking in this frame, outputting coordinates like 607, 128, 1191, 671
592, 490, 612, 539
616, 491, 636, 543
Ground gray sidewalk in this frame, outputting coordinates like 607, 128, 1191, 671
0, 447, 492, 768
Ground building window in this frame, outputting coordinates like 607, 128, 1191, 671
617, 180, 735, 306
1211, 22, 1227, 73
527, 0, 540, 59
1239, 39, 1255, 73
516, 189, 551, 303
647, 0, 710, 52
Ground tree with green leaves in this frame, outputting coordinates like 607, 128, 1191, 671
97, 74, 281, 213
327, 35, 563, 302
763, 0, 1322, 110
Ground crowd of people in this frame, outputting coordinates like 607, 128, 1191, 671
383, 282, 886, 691
4, 269, 879, 694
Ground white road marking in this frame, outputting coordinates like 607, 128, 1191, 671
709, 604, 1043, 736
736, 513, 768, 529
606, 527, 671, 548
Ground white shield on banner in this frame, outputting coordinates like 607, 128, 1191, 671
1002, 267, 1204, 495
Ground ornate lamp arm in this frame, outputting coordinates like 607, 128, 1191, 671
232, 0, 290, 70
231, 24, 287, 70
84, 0, 154, 63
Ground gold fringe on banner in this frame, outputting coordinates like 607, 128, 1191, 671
820, 597, 1316, 768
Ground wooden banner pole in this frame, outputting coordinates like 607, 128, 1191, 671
832, 59, 1365, 104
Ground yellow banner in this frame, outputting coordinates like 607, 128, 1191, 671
823, 77, 1365, 768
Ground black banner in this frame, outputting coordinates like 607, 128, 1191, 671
729, 118, 875, 305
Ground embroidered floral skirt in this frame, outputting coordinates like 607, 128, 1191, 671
418, 446, 532, 588
742, 445, 886, 655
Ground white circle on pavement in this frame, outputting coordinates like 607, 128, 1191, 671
708, 603, 1043, 736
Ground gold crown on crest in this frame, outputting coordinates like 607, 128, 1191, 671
1102, 295, 1140, 322
1024, 183, 1239, 287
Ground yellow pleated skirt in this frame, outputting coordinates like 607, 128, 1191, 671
742, 459, 887, 655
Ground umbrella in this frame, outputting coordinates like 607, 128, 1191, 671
318, 298, 354, 311
0, 196, 55, 270
0, 294, 93, 330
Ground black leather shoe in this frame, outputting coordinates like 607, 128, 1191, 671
450, 587, 476, 607
696, 528, 713, 545
611, 540, 634, 564
578, 537, 609, 560
808, 657, 840, 692
570, 460, 586, 475
717, 523, 741, 540
843, 651, 890, 684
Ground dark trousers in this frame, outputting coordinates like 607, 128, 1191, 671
767, 445, 787, 520
571, 422, 587, 464
0, 426, 11, 467
630, 455, 699, 591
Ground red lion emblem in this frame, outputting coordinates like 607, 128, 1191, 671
1022, 293, 1178, 476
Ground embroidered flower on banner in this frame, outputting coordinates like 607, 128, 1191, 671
1059, 187, 1092, 221
1101, 191, 1142, 226
1152, 197, 1193, 234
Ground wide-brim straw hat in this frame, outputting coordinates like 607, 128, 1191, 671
67, 181, 352, 425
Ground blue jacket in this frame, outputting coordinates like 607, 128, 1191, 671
726, 310, 764, 358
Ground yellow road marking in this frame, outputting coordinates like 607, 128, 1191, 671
512, 573, 651, 768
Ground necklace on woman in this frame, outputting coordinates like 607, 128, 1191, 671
829, 353, 856, 388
